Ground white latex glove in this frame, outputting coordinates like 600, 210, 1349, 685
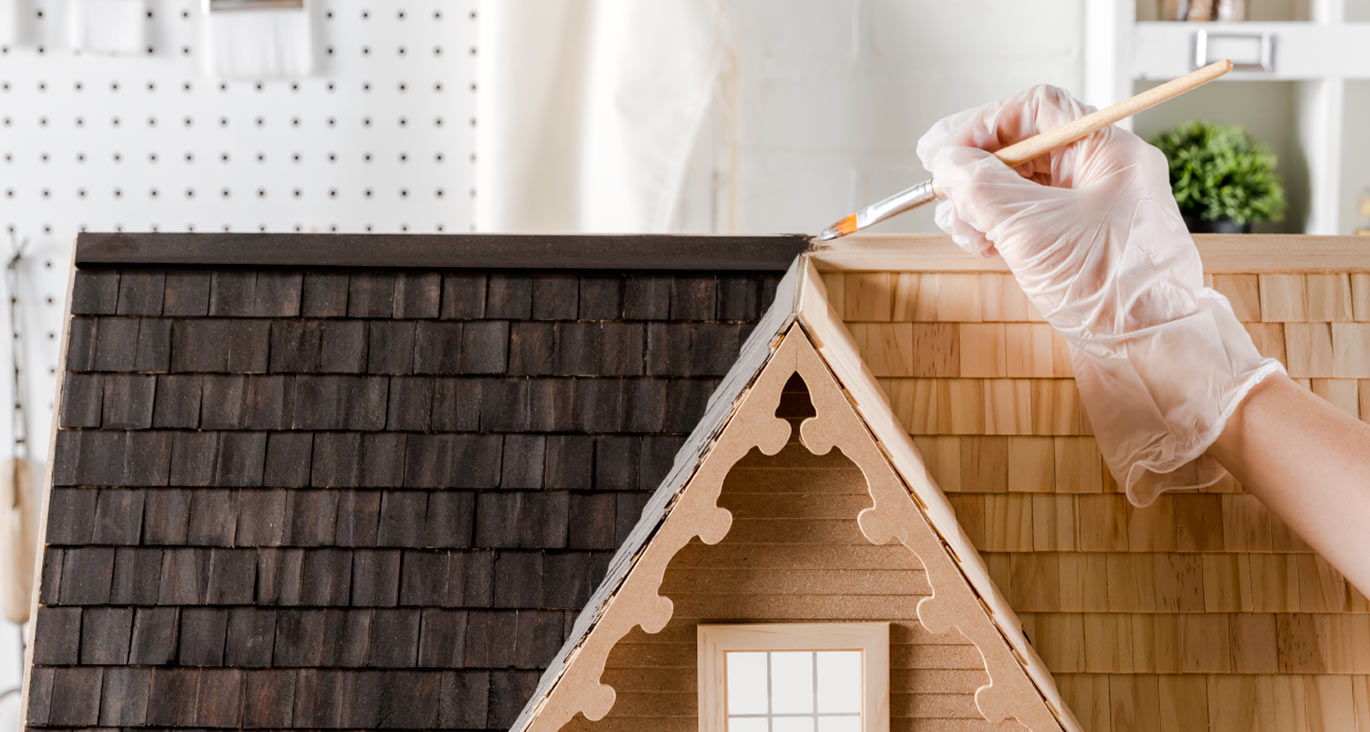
916, 84, 1285, 507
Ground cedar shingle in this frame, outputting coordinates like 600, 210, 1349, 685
601, 322, 646, 376
273, 609, 327, 666
321, 607, 372, 667
671, 275, 717, 320
163, 270, 212, 316
335, 489, 381, 547
623, 275, 672, 320
555, 322, 599, 375
207, 548, 257, 604
146, 668, 200, 726
111, 547, 162, 605
430, 377, 480, 430
360, 432, 406, 487
500, 434, 546, 489
115, 270, 166, 315
48, 666, 102, 726
387, 376, 433, 431
508, 321, 556, 374
616, 492, 653, 543
243, 374, 296, 429
477, 492, 570, 549
624, 378, 668, 432
93, 316, 140, 371
196, 668, 244, 727
351, 550, 400, 606
65, 317, 97, 370
293, 375, 388, 430
575, 377, 626, 432
80, 606, 132, 664
568, 492, 617, 550
159, 548, 210, 605
302, 271, 350, 317
691, 322, 743, 375
463, 610, 518, 667
243, 669, 297, 728
579, 275, 624, 320
418, 609, 467, 668
228, 319, 272, 372
488, 671, 541, 729
38, 547, 61, 605
93, 488, 144, 544
595, 435, 640, 490
173, 319, 274, 372
226, 607, 278, 666
368, 320, 417, 374
300, 548, 353, 605
394, 272, 442, 318
253, 271, 304, 317
44, 487, 96, 545
288, 490, 340, 546
479, 377, 529, 431
198, 374, 247, 428
129, 607, 179, 665
665, 378, 717, 432
368, 608, 420, 667
133, 318, 172, 371
209, 271, 258, 316
422, 491, 476, 548
514, 610, 566, 669
441, 273, 487, 319
461, 320, 510, 374
645, 321, 692, 376
99, 666, 150, 726
31, 606, 80, 664
264, 431, 313, 488
398, 551, 455, 607
292, 668, 346, 727
152, 374, 202, 427
718, 274, 763, 321
311, 432, 361, 488
60, 372, 102, 427
218, 431, 268, 485
485, 273, 533, 319
545, 435, 594, 490
59, 546, 115, 605
543, 551, 612, 608
187, 488, 238, 545
142, 489, 190, 544
473, 494, 519, 549
124, 431, 173, 486
71, 269, 120, 315
404, 433, 502, 489
255, 548, 303, 605
377, 491, 428, 546
440, 670, 491, 728
531, 274, 578, 320
269, 320, 323, 372
640, 435, 683, 489
528, 377, 576, 431
58, 430, 122, 485
349, 272, 396, 317
319, 319, 368, 373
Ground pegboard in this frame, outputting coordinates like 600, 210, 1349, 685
0, 0, 478, 487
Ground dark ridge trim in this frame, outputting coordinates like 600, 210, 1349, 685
75, 232, 814, 271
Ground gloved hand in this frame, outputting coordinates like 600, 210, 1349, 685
916, 84, 1285, 507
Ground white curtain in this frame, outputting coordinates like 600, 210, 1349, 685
476, 0, 730, 233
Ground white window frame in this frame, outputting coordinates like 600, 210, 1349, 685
696, 622, 890, 732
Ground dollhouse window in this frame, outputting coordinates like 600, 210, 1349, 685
696, 623, 890, 732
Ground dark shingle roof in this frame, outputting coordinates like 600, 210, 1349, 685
27, 233, 807, 731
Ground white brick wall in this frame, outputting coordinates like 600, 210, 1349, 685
711, 0, 1085, 235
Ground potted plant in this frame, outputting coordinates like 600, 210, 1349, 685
1149, 120, 1286, 233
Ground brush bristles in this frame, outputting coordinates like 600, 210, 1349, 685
819, 214, 858, 241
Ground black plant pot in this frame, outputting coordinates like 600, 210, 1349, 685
1183, 215, 1252, 234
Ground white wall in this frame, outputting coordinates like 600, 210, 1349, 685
711, 0, 1085, 236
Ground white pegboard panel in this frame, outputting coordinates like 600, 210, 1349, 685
0, 0, 478, 485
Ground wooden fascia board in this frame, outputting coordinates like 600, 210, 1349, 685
807, 234, 1370, 273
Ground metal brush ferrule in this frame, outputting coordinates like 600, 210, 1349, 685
856, 179, 937, 230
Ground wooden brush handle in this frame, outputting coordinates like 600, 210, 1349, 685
994, 59, 1233, 168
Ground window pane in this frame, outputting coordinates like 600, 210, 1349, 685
727, 652, 770, 715
770, 651, 815, 714
772, 716, 816, 732
815, 651, 862, 714
728, 718, 769, 732
817, 715, 862, 732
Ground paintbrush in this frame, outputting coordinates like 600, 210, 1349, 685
818, 59, 1234, 241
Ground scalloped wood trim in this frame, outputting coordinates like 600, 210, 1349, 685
523, 333, 803, 732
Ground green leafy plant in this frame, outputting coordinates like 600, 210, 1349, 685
1148, 120, 1286, 226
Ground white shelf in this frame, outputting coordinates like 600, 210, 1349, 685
1133, 21, 1370, 79
1086, 1, 1361, 235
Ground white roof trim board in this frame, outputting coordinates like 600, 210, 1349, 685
511, 254, 1081, 732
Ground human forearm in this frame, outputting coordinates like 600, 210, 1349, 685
1208, 372, 1370, 596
